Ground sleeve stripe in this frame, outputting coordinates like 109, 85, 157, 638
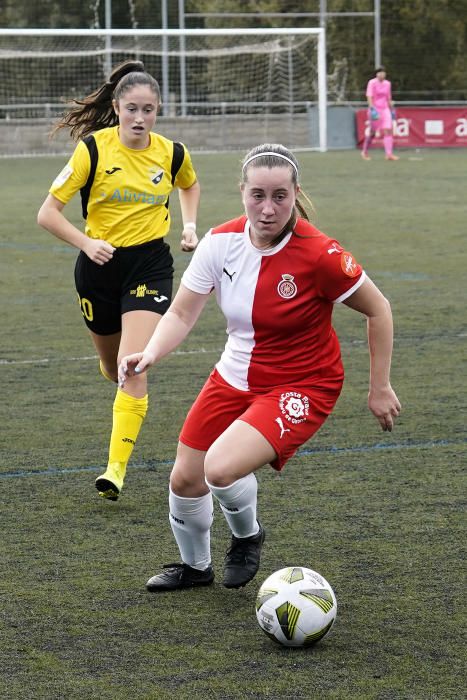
332, 271, 366, 304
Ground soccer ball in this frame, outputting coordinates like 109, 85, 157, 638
255, 566, 337, 647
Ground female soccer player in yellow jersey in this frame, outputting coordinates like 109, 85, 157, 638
37, 60, 200, 501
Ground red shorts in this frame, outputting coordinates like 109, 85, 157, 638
179, 369, 343, 471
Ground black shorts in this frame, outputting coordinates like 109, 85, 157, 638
74, 238, 174, 335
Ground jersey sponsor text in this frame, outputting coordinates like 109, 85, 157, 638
108, 188, 168, 205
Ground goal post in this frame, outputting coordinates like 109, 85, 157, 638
0, 27, 327, 157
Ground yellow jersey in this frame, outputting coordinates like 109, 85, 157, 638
49, 127, 197, 247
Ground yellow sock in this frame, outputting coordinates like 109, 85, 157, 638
107, 389, 148, 476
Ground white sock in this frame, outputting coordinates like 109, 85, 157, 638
168, 489, 213, 570
206, 473, 259, 539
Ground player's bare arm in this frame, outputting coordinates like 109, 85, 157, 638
37, 194, 115, 265
179, 180, 201, 251
343, 277, 401, 431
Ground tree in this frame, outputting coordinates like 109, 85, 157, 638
1, 0, 466, 101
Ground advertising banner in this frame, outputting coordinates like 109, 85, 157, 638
356, 107, 467, 148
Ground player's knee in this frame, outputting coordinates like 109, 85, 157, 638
204, 455, 235, 488
169, 469, 187, 495
170, 462, 205, 496
118, 369, 148, 393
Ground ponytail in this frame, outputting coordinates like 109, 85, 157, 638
51, 59, 160, 142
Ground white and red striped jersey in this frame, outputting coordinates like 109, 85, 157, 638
181, 216, 365, 392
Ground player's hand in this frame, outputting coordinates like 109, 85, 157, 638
118, 351, 156, 388
368, 384, 401, 432
83, 238, 115, 265
181, 225, 198, 252
370, 107, 379, 120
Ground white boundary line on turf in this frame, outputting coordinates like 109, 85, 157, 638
0, 349, 221, 365
3, 331, 466, 366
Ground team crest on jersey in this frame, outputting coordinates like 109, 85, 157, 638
277, 274, 297, 299
149, 168, 164, 185
279, 391, 310, 425
341, 252, 360, 278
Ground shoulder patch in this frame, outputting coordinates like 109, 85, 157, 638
52, 164, 73, 188
341, 252, 360, 277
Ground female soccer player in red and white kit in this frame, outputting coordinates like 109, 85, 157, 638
119, 143, 401, 592
361, 66, 399, 161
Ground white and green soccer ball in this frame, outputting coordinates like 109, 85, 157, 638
255, 566, 337, 647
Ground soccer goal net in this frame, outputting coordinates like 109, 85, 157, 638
0, 28, 326, 157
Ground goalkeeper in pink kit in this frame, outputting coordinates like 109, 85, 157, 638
361, 66, 399, 161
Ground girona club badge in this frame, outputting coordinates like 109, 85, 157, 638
341, 252, 360, 278
277, 273, 297, 299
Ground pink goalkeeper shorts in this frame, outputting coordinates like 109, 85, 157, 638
369, 106, 393, 131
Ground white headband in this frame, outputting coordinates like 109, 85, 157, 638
242, 151, 299, 176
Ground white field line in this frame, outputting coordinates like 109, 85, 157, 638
0, 348, 221, 365
1, 332, 463, 366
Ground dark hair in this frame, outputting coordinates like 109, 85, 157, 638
241, 143, 313, 230
52, 59, 161, 141
375, 66, 386, 73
